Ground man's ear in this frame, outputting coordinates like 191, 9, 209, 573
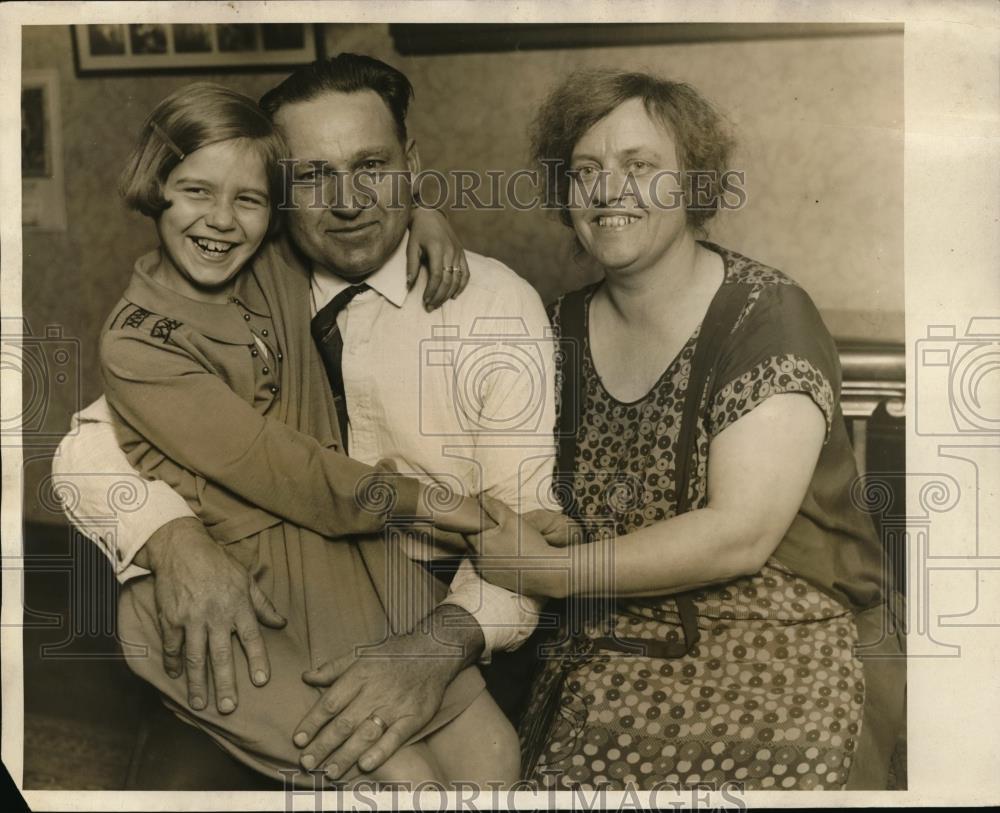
405, 138, 421, 177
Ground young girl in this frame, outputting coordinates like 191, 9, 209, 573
101, 83, 517, 787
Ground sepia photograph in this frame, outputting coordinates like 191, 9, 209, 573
128, 23, 167, 56
2, 1, 998, 810
216, 22, 258, 52
86, 22, 125, 56
172, 23, 213, 54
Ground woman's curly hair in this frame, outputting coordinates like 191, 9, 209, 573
530, 68, 736, 233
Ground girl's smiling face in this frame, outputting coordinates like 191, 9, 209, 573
154, 139, 270, 301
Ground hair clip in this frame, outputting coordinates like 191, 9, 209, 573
150, 120, 186, 162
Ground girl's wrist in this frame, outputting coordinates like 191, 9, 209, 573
425, 491, 494, 533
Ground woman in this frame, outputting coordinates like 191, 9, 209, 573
470, 69, 902, 791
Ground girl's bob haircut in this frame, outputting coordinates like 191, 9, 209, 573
120, 82, 287, 237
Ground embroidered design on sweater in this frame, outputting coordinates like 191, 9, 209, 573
150, 317, 183, 343
122, 307, 152, 329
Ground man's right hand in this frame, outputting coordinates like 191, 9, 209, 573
134, 517, 286, 714
293, 604, 484, 779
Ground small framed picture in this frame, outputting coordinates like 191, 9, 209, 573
71, 23, 321, 75
21, 70, 67, 231
21, 83, 51, 179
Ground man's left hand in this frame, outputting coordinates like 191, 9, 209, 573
292, 605, 483, 779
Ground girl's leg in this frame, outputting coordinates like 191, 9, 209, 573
118, 578, 320, 783
424, 691, 520, 786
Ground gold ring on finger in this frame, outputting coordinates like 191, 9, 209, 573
367, 713, 388, 735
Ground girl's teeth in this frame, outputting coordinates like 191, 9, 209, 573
194, 238, 233, 254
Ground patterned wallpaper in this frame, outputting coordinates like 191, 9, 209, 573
20, 24, 902, 523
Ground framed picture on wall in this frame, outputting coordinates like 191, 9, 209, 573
71, 23, 322, 75
389, 22, 902, 54
21, 69, 67, 231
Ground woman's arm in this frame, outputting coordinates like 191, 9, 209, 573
406, 206, 469, 309
469, 393, 826, 599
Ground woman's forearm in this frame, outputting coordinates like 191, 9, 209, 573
563, 506, 774, 599
471, 396, 826, 599
477, 506, 770, 601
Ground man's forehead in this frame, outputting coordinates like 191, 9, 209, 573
274, 89, 401, 154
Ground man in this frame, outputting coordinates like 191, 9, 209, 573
54, 54, 556, 785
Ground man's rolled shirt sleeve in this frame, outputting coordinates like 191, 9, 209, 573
438, 276, 557, 657
442, 560, 547, 659
52, 397, 195, 583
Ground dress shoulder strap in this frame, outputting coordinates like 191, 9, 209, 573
555, 287, 590, 518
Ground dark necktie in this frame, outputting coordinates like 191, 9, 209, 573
310, 283, 370, 452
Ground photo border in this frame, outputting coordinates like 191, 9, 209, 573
2, 0, 998, 809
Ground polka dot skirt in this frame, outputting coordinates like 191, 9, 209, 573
523, 564, 864, 791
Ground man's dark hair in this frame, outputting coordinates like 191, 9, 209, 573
259, 52, 414, 142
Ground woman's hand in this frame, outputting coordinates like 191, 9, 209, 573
523, 508, 585, 548
466, 495, 571, 598
407, 206, 470, 310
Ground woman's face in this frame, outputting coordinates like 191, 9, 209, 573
155, 139, 270, 298
568, 98, 688, 275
